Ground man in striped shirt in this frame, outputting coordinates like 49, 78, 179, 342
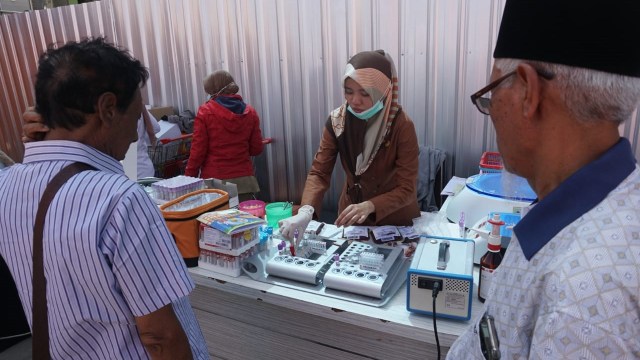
0, 37, 208, 359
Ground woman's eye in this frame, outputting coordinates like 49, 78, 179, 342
344, 88, 353, 94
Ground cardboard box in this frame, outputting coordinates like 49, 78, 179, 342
204, 178, 240, 208
148, 106, 175, 120
200, 225, 259, 250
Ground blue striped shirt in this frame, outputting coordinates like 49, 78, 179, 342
0, 141, 209, 359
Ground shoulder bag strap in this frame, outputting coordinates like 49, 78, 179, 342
32, 162, 96, 360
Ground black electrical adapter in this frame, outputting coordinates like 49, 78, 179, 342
417, 277, 443, 291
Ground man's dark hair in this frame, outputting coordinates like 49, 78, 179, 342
35, 37, 149, 129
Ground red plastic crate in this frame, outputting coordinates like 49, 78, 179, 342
479, 151, 503, 173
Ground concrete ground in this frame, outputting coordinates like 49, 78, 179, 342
0, 337, 31, 360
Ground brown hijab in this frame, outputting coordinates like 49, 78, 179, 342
330, 50, 400, 176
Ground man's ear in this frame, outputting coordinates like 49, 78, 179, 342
516, 63, 542, 119
96, 92, 118, 125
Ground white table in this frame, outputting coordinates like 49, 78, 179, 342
188, 262, 483, 359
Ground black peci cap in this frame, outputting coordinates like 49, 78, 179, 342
493, 0, 640, 77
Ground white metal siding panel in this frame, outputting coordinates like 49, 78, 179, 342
1, 0, 640, 211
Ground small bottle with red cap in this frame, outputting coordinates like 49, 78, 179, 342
478, 213, 505, 303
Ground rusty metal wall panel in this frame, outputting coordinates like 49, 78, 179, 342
0, 0, 114, 163
1, 0, 640, 212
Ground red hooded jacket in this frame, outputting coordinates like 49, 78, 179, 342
185, 95, 264, 179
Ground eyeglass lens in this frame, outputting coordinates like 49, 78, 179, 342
476, 97, 491, 115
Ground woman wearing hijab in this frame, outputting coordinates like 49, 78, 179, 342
279, 50, 420, 239
185, 70, 269, 201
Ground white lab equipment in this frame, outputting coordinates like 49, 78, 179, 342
323, 241, 405, 299
445, 172, 535, 229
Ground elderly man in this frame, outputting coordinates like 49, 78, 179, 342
0, 38, 208, 359
448, 0, 640, 359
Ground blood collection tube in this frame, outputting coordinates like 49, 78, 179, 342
290, 229, 298, 257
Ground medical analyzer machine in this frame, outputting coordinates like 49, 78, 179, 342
406, 237, 475, 321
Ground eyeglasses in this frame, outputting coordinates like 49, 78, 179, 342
470, 71, 516, 115
470, 69, 554, 115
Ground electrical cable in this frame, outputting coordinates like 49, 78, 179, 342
432, 282, 441, 360
0, 332, 31, 340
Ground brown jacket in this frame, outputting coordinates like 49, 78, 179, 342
301, 110, 420, 226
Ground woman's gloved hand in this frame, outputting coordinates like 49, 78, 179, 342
278, 205, 314, 246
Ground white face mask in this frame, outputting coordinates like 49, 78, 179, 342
347, 100, 384, 121
211, 82, 234, 98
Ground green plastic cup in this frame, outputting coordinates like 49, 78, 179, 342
265, 202, 293, 229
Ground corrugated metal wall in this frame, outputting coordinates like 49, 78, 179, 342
0, 0, 115, 164
2, 0, 640, 211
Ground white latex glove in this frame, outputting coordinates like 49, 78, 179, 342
278, 205, 314, 246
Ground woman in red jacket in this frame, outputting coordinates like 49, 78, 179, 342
185, 70, 269, 200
